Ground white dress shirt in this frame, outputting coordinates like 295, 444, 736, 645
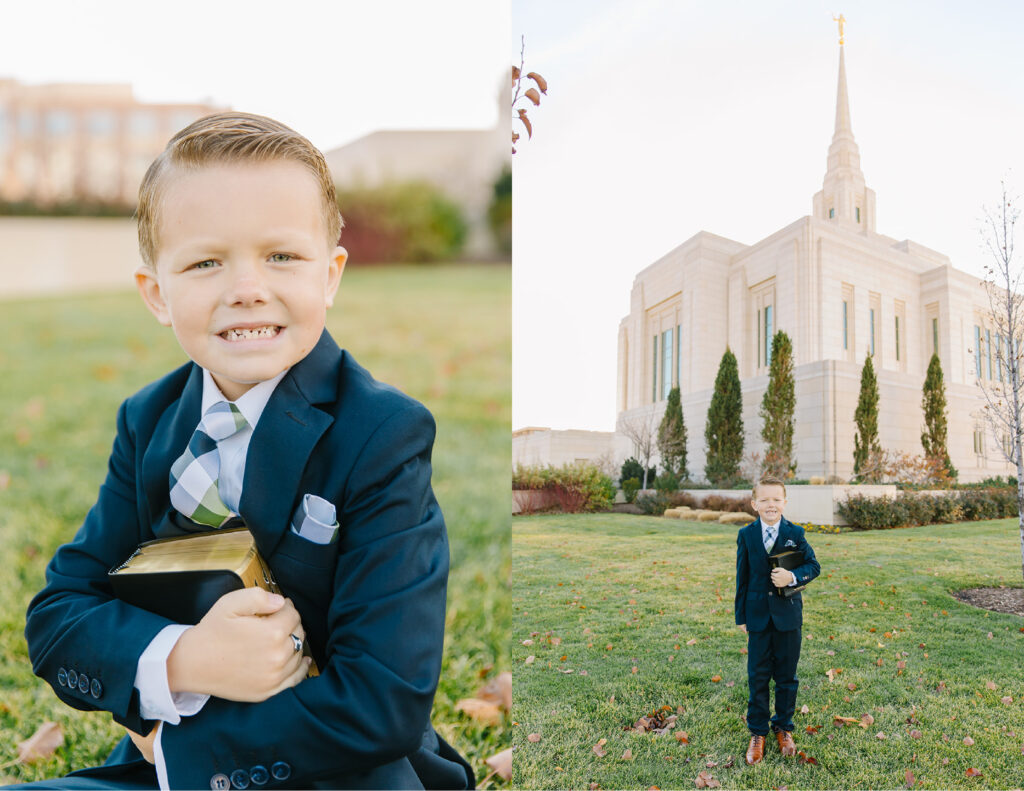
133, 369, 286, 789
761, 518, 797, 586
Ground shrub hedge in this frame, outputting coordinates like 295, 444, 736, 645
512, 463, 615, 514
837, 488, 1018, 529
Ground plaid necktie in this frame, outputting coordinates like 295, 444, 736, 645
169, 402, 248, 527
763, 524, 777, 553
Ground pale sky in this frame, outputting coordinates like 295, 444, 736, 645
512, 0, 1024, 432
1, 0, 508, 153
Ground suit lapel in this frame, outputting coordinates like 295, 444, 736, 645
774, 518, 792, 553
239, 331, 341, 558
142, 364, 203, 535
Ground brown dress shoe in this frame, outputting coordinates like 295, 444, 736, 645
775, 729, 797, 756
745, 734, 766, 765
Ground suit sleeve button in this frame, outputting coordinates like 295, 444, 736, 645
90, 678, 103, 699
229, 769, 250, 789
57, 668, 68, 687
210, 773, 231, 790
270, 762, 291, 781
67, 669, 78, 688
248, 766, 268, 786
78, 673, 90, 694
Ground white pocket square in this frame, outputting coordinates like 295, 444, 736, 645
290, 493, 340, 545
784, 539, 796, 547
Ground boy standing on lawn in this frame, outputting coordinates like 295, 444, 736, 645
16, 112, 473, 790
735, 475, 820, 766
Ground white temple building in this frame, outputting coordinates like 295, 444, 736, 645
610, 39, 1012, 483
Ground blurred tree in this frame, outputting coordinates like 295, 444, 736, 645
487, 166, 512, 256
336, 181, 466, 264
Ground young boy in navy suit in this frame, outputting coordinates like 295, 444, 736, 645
16, 113, 474, 790
735, 476, 820, 766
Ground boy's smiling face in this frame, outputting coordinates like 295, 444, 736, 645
136, 160, 346, 401
751, 484, 786, 524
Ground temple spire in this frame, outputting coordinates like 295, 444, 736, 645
813, 18, 876, 233
833, 45, 853, 144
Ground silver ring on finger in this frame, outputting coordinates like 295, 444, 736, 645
290, 633, 303, 653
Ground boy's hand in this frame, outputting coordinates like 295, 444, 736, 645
126, 724, 158, 764
771, 568, 796, 587
167, 588, 311, 702
738, 623, 747, 633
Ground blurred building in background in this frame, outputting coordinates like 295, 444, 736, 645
324, 89, 509, 261
0, 78, 220, 206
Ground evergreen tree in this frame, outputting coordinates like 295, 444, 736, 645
620, 457, 656, 488
658, 386, 688, 479
921, 352, 957, 480
759, 330, 796, 478
853, 353, 882, 480
704, 348, 744, 485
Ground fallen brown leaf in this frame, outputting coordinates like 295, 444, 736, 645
16, 722, 63, 764
986, 681, 997, 690
593, 738, 608, 757
800, 704, 810, 714
710, 675, 722, 683
910, 730, 922, 739
694, 770, 721, 789
904, 769, 916, 789
525, 655, 535, 665
860, 713, 875, 728
876, 732, 887, 740
484, 748, 513, 781
805, 725, 819, 734
676, 731, 690, 745
527, 733, 541, 743
621, 748, 634, 761
966, 767, 982, 777
476, 671, 512, 712
963, 736, 975, 746
454, 698, 502, 726
1001, 696, 1013, 705
797, 750, 818, 765
686, 639, 698, 646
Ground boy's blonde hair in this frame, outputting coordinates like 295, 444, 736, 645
752, 475, 787, 498
137, 111, 343, 267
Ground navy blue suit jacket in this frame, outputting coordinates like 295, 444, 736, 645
734, 517, 820, 633
24, 330, 473, 790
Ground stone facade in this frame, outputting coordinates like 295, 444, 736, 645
513, 427, 626, 471
322, 91, 509, 260
0, 78, 219, 206
616, 44, 1012, 484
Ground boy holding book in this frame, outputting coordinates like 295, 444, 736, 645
735, 476, 820, 766
16, 113, 474, 790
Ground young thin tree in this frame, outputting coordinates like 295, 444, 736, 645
619, 412, 658, 489
921, 352, 956, 481
759, 330, 796, 479
704, 348, 744, 486
976, 182, 1024, 581
658, 386, 688, 480
853, 352, 882, 481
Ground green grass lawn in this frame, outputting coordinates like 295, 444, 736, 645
0, 263, 509, 784
512, 514, 1024, 790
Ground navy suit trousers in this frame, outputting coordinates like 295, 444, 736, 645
746, 621, 801, 736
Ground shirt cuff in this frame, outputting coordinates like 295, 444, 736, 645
787, 573, 798, 586
135, 624, 210, 723
154, 721, 170, 791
